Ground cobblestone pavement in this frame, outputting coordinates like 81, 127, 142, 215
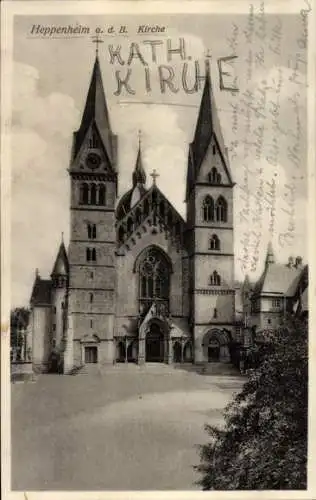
11, 365, 244, 490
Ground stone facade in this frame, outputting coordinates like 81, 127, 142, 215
29, 55, 238, 373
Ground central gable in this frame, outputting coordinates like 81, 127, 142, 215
116, 185, 185, 250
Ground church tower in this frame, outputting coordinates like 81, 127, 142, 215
186, 62, 235, 364
66, 53, 118, 370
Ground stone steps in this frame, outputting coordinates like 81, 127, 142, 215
68, 362, 240, 376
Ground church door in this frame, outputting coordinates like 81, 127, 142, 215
173, 342, 182, 363
127, 341, 137, 363
85, 346, 98, 364
146, 324, 164, 362
208, 340, 220, 362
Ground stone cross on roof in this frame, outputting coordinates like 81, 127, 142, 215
92, 33, 104, 56
150, 169, 159, 185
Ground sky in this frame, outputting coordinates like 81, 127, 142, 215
10, 10, 308, 307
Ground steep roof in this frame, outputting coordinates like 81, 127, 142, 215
253, 263, 303, 297
132, 144, 146, 187
51, 241, 69, 276
73, 55, 114, 163
30, 277, 52, 306
116, 185, 148, 220
186, 64, 233, 200
301, 288, 308, 312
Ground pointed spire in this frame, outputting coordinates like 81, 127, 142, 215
73, 54, 114, 163
265, 241, 275, 266
186, 54, 233, 200
132, 130, 146, 187
51, 240, 69, 276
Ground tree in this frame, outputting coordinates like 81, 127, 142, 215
10, 307, 30, 357
196, 315, 308, 490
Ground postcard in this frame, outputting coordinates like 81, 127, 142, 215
1, 0, 315, 498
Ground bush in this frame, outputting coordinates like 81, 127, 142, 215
196, 316, 308, 490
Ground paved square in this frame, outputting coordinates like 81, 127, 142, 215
11, 366, 243, 490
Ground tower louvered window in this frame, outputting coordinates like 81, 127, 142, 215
80, 183, 89, 204
98, 184, 106, 205
215, 196, 227, 222
202, 196, 215, 222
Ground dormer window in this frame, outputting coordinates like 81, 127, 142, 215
212, 145, 216, 155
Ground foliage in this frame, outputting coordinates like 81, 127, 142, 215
10, 307, 30, 348
196, 315, 308, 490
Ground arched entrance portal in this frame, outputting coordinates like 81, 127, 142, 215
146, 323, 164, 362
173, 342, 182, 363
208, 339, 220, 362
203, 329, 231, 363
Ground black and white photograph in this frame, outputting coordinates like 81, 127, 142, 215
2, 0, 314, 495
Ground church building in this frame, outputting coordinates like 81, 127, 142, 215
29, 52, 237, 373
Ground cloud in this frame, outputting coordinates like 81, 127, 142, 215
11, 63, 78, 306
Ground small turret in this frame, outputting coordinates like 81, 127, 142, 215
51, 236, 69, 288
132, 131, 146, 187
130, 131, 147, 208
265, 241, 275, 266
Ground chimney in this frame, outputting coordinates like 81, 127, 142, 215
287, 256, 294, 268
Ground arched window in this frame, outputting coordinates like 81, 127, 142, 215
152, 190, 158, 206
91, 248, 96, 262
89, 130, 99, 148
90, 184, 97, 205
209, 234, 220, 250
138, 247, 170, 303
127, 217, 133, 234
202, 196, 214, 222
167, 209, 173, 227
159, 201, 165, 218
81, 183, 89, 204
210, 271, 221, 286
118, 225, 125, 243
208, 167, 221, 184
86, 248, 91, 262
87, 224, 96, 239
98, 184, 106, 205
143, 198, 149, 217
215, 196, 227, 222
135, 208, 142, 226
89, 292, 94, 303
